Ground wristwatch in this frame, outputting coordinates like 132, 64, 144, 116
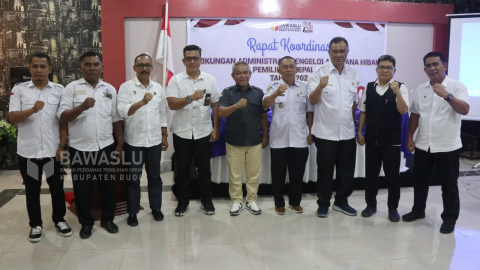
186, 95, 193, 103
445, 93, 454, 101
59, 144, 69, 150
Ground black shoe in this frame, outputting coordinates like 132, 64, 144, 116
388, 209, 400, 222
402, 211, 425, 222
361, 206, 377, 217
440, 222, 455, 234
127, 214, 138, 227
201, 200, 216, 215
152, 209, 164, 221
55, 221, 73, 237
100, 221, 119, 234
28, 226, 43, 243
79, 225, 93, 239
175, 203, 189, 217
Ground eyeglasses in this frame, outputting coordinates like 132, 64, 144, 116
184, 57, 201, 63
377, 66, 394, 71
136, 64, 152, 69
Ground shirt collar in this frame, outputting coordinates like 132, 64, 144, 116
328, 60, 349, 75
279, 78, 298, 87
374, 78, 394, 87
133, 76, 152, 88
183, 70, 205, 81
426, 75, 449, 88
234, 84, 251, 92
79, 77, 105, 87
27, 80, 53, 89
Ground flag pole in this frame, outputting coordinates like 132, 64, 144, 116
162, 0, 169, 89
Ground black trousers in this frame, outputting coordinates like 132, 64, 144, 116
124, 142, 163, 214
270, 147, 309, 207
314, 137, 356, 207
18, 156, 66, 228
173, 134, 212, 204
365, 144, 401, 210
412, 147, 461, 225
69, 144, 117, 226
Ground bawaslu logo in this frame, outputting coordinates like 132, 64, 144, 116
303, 21, 313, 33
270, 22, 313, 33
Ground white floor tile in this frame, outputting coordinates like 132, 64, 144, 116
244, 239, 316, 270
0, 251, 65, 270
67, 222, 132, 250
55, 249, 125, 270
378, 255, 451, 270
317, 262, 385, 270
121, 246, 185, 270
7, 228, 74, 252
435, 251, 480, 270
185, 243, 251, 270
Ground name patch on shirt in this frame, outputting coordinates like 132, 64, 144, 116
75, 90, 87, 95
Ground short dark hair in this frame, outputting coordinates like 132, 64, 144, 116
29, 52, 51, 66
80, 51, 103, 62
183, 45, 202, 57
278, 56, 296, 67
329, 37, 349, 50
377, 55, 396, 67
134, 53, 152, 64
423, 51, 446, 66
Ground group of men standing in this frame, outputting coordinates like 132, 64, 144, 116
9, 36, 469, 243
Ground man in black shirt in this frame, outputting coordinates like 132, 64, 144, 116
357, 55, 409, 222
218, 61, 269, 216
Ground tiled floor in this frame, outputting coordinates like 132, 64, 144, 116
1, 158, 480, 270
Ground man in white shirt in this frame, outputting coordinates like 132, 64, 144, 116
58, 51, 124, 239
166, 45, 220, 217
9, 53, 72, 242
402, 51, 469, 234
308, 37, 360, 218
263, 56, 314, 215
117, 54, 168, 226
357, 55, 409, 222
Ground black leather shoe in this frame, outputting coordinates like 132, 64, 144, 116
152, 209, 164, 221
402, 211, 425, 222
79, 225, 93, 239
100, 221, 119, 233
388, 209, 400, 222
440, 223, 455, 234
361, 206, 377, 217
127, 214, 138, 227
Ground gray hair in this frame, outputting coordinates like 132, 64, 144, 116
231, 61, 252, 74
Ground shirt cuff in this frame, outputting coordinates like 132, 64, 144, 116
118, 104, 132, 118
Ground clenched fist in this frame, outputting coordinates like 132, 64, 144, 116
432, 83, 448, 99
81, 97, 95, 111
142, 92, 153, 105
390, 81, 400, 95
191, 90, 205, 101
236, 98, 247, 109
276, 84, 287, 96
318, 76, 329, 90
31, 100, 45, 113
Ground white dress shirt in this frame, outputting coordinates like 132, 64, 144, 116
166, 71, 220, 140
57, 78, 122, 151
117, 77, 167, 147
263, 79, 314, 148
410, 76, 469, 153
9, 81, 63, 158
307, 61, 360, 141
357, 78, 409, 113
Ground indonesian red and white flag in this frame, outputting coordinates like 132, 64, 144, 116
156, 7, 174, 86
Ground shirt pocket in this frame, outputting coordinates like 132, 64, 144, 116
322, 86, 336, 103
349, 86, 357, 103
296, 93, 307, 113
74, 95, 92, 115
21, 96, 35, 111
249, 98, 262, 115
99, 96, 113, 117
45, 97, 59, 118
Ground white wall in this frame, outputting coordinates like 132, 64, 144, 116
386, 23, 434, 105
124, 18, 434, 160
